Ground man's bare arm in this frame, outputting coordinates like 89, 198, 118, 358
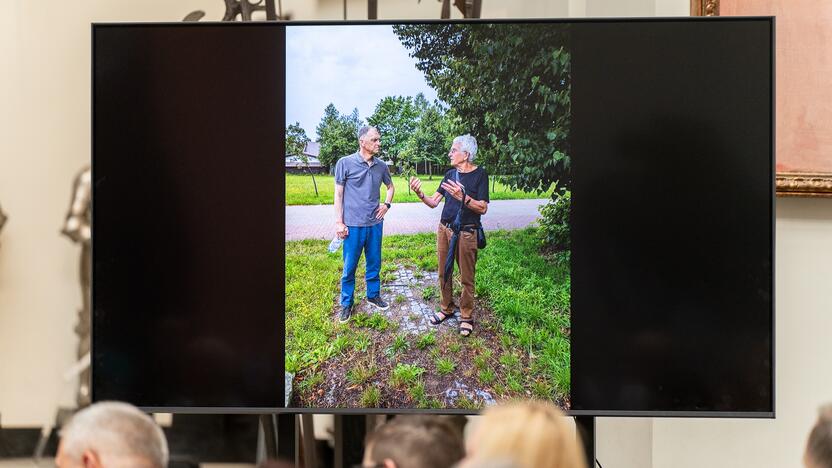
334, 184, 345, 223
334, 184, 348, 238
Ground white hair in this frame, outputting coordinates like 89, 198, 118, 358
60, 402, 169, 468
453, 134, 478, 161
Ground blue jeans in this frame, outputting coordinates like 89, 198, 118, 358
340, 222, 383, 308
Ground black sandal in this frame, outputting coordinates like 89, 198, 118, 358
430, 309, 456, 325
459, 319, 474, 337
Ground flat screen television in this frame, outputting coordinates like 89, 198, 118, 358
92, 17, 774, 416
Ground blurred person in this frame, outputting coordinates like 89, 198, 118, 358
409, 134, 489, 337
462, 401, 586, 468
55, 401, 169, 468
334, 125, 395, 323
362, 415, 464, 468
805, 403, 832, 468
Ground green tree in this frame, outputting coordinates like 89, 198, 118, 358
286, 122, 318, 196
401, 102, 453, 181
393, 23, 571, 192
367, 96, 421, 169
316, 103, 363, 170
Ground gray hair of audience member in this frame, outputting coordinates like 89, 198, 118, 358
453, 134, 478, 161
58, 401, 169, 468
806, 404, 832, 468
358, 125, 379, 141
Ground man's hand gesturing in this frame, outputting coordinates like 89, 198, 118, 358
409, 176, 424, 198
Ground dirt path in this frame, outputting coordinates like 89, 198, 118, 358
291, 262, 564, 410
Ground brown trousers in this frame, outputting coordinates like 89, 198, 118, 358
437, 224, 478, 320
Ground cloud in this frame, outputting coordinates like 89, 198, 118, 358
286, 25, 439, 139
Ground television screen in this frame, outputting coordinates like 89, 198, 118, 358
93, 18, 773, 416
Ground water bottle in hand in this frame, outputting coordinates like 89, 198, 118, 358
328, 236, 343, 253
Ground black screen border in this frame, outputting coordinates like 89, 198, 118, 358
92, 16, 775, 418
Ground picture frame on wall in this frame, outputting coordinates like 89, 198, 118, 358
692, 0, 832, 197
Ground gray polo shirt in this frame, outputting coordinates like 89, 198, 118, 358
335, 152, 392, 227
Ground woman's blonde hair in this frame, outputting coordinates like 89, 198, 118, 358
468, 401, 586, 468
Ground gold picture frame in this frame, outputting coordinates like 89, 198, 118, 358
691, 0, 832, 198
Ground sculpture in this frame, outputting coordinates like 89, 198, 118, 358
62, 166, 92, 407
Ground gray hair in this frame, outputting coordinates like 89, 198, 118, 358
453, 134, 478, 161
60, 402, 169, 468
358, 125, 379, 140
807, 404, 832, 468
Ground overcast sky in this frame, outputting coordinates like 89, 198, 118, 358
286, 25, 439, 139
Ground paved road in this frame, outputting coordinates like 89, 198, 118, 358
285, 198, 549, 241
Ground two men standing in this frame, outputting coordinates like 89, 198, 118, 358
334, 126, 394, 322
333, 128, 488, 337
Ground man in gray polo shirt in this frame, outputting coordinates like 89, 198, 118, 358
334, 126, 395, 322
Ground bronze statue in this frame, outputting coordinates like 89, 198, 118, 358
62, 166, 92, 407
184, 0, 280, 22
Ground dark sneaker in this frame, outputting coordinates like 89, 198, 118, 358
339, 304, 353, 323
366, 296, 390, 311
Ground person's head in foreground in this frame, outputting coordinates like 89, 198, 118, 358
462, 401, 587, 468
56, 401, 169, 468
805, 403, 832, 468
362, 415, 464, 468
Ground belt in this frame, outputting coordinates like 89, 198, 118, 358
441, 221, 478, 232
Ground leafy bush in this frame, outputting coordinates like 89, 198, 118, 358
538, 189, 571, 250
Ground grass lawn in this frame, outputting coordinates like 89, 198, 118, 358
285, 227, 571, 403
286, 174, 553, 206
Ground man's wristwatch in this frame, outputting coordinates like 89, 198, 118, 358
384, 202, 391, 209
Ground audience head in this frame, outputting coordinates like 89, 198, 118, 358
56, 401, 169, 468
463, 401, 586, 468
362, 415, 464, 468
806, 404, 832, 468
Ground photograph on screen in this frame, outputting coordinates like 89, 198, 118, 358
285, 23, 572, 410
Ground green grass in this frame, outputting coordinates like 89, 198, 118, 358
284, 239, 346, 373
389, 363, 426, 388
353, 333, 371, 352
421, 285, 437, 301
285, 174, 553, 206
296, 371, 323, 395
347, 362, 378, 386
285, 227, 572, 404
387, 333, 410, 356
499, 353, 521, 371
360, 387, 381, 407
478, 368, 496, 386
415, 330, 437, 349
435, 357, 456, 375
475, 227, 571, 396
354, 312, 394, 331
285, 233, 436, 377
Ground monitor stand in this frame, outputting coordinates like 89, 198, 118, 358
575, 416, 596, 468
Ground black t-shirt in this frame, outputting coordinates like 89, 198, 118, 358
437, 167, 490, 225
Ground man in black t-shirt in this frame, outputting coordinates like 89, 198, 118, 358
409, 134, 489, 337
